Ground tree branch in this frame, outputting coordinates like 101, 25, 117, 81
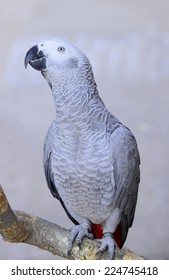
0, 185, 144, 260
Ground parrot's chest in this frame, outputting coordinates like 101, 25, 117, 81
52, 132, 115, 223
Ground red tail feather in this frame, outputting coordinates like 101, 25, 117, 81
113, 223, 122, 248
91, 223, 103, 239
91, 223, 122, 248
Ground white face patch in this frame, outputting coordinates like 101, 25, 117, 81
38, 39, 82, 68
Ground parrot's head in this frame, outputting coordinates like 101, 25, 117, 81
24, 39, 91, 88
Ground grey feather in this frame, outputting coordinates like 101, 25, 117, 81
110, 125, 140, 246
43, 121, 57, 198
43, 120, 79, 225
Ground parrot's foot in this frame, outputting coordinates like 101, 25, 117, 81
96, 232, 115, 259
67, 223, 93, 255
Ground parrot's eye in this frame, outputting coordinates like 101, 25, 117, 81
57, 46, 65, 53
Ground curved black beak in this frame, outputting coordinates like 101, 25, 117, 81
24, 45, 46, 71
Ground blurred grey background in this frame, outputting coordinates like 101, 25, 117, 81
0, 0, 169, 259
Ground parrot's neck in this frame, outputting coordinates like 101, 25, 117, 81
50, 69, 108, 135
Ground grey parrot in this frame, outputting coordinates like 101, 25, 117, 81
25, 39, 140, 259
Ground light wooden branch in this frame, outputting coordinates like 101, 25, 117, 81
0, 185, 144, 260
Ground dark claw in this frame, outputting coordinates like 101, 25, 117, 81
95, 232, 115, 259
95, 248, 104, 255
67, 224, 91, 255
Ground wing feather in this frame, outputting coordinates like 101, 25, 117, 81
43, 120, 78, 225
43, 121, 59, 198
110, 125, 140, 247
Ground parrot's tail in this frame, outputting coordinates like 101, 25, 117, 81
91, 223, 122, 248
